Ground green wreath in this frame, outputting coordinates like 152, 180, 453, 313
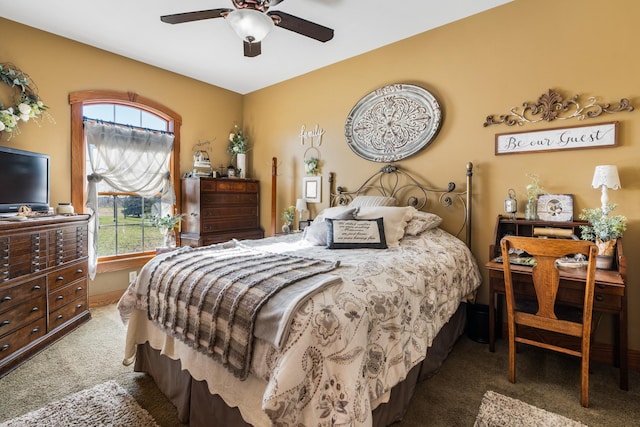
0, 63, 48, 135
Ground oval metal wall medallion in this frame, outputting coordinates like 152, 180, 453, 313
344, 84, 442, 162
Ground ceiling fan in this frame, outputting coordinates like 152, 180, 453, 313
160, 0, 334, 57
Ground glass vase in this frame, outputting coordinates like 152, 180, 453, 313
525, 199, 537, 221
160, 227, 176, 248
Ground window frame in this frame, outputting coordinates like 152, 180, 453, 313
70, 90, 182, 273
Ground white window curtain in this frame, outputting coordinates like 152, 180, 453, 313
84, 120, 175, 279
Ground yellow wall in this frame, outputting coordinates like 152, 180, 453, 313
0, 18, 244, 295
245, 0, 640, 349
1, 0, 639, 350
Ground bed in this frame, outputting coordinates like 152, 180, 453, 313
117, 162, 481, 426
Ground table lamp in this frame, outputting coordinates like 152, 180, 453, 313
591, 165, 621, 211
295, 198, 308, 221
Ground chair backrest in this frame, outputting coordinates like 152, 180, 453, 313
500, 236, 598, 330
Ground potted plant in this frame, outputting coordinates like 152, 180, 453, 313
228, 125, 248, 178
148, 213, 185, 247
524, 173, 545, 220
578, 203, 627, 269
281, 205, 295, 233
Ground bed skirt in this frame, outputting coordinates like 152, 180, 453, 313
134, 301, 468, 426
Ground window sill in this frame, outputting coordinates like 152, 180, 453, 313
96, 253, 155, 274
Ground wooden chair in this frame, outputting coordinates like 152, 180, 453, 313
500, 236, 598, 407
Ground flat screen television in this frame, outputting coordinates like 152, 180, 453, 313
0, 146, 50, 214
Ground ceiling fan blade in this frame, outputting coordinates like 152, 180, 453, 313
268, 11, 334, 42
244, 40, 262, 57
160, 9, 231, 24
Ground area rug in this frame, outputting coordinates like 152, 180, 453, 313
0, 381, 159, 427
474, 390, 588, 427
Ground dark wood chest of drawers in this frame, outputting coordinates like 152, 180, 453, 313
180, 178, 264, 247
0, 215, 90, 377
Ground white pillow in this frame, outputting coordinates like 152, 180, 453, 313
313, 206, 357, 222
404, 211, 443, 236
348, 195, 397, 208
355, 206, 416, 247
303, 207, 358, 246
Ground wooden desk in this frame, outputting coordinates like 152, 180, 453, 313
485, 216, 628, 390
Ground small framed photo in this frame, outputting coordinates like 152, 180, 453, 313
537, 194, 574, 222
303, 176, 322, 203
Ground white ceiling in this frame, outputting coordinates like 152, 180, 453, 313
1, 0, 512, 95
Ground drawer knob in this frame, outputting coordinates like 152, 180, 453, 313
31, 327, 40, 334
75, 269, 84, 274
1, 296, 11, 303
595, 294, 604, 302
76, 303, 83, 309
0, 320, 9, 327
0, 344, 9, 352
32, 285, 41, 291
76, 286, 83, 292
56, 276, 64, 282
31, 307, 39, 312
56, 295, 64, 301
56, 314, 64, 320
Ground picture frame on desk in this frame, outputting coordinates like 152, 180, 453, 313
537, 193, 573, 221
298, 219, 313, 231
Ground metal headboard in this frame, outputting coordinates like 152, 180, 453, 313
328, 163, 474, 247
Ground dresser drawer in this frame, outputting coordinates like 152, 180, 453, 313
48, 261, 88, 292
49, 297, 88, 330
0, 277, 45, 314
0, 317, 46, 360
202, 216, 259, 233
0, 295, 46, 337
48, 279, 88, 312
201, 193, 258, 206
201, 180, 258, 193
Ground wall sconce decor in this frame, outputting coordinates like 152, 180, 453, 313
592, 165, 621, 210
484, 88, 634, 127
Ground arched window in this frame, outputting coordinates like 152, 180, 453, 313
70, 90, 182, 273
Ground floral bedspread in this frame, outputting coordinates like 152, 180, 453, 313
118, 228, 481, 426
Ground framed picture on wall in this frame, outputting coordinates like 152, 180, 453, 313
303, 176, 322, 203
537, 194, 574, 222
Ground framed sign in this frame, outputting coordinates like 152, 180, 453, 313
303, 176, 321, 203
537, 194, 574, 222
495, 121, 617, 155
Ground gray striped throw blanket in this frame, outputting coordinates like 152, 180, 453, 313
146, 241, 340, 379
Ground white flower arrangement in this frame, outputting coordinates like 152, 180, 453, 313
227, 124, 248, 157
0, 63, 50, 137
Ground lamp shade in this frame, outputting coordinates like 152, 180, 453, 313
296, 198, 308, 221
591, 165, 621, 190
295, 198, 308, 212
225, 9, 274, 43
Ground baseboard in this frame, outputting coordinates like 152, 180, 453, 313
89, 289, 125, 309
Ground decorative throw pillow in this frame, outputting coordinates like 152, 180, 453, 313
355, 206, 416, 247
348, 195, 397, 208
303, 207, 357, 246
404, 211, 443, 236
326, 218, 387, 249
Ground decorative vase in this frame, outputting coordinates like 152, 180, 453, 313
281, 222, 291, 234
525, 198, 537, 220
237, 153, 246, 179
595, 238, 616, 269
160, 227, 176, 248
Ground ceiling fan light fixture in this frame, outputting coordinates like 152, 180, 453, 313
225, 9, 274, 43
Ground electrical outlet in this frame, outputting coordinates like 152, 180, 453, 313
129, 271, 137, 283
